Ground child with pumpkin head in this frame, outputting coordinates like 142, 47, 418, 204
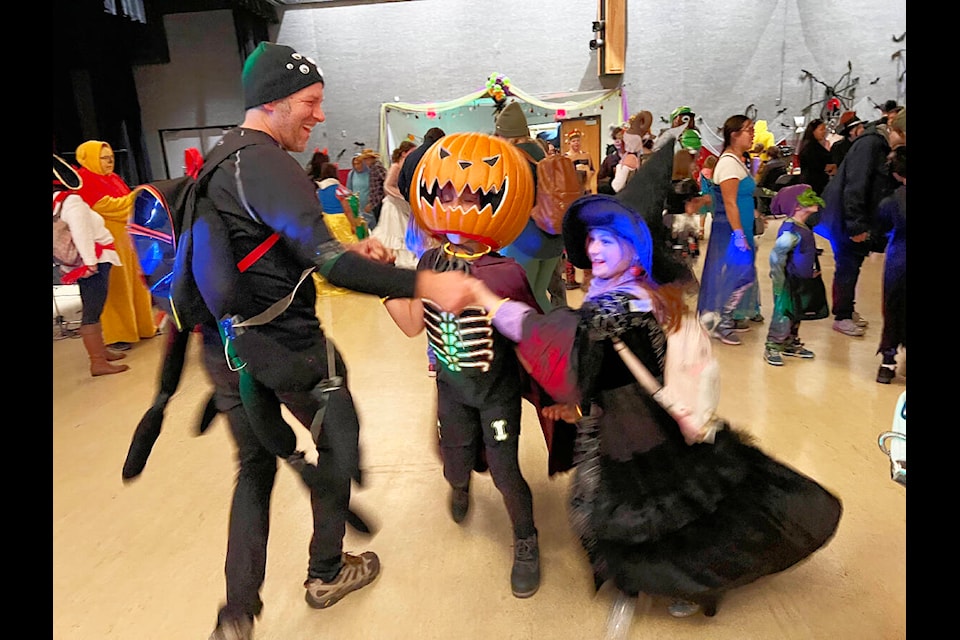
384, 131, 576, 599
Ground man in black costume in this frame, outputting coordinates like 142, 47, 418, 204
180, 43, 472, 640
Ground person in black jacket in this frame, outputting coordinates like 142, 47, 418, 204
815, 109, 904, 338
796, 118, 835, 196
830, 112, 865, 168
200, 43, 473, 640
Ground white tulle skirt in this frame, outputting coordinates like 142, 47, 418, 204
373, 195, 419, 270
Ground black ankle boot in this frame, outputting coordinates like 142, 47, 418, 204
511, 532, 540, 598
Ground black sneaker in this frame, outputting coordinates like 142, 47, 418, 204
877, 364, 896, 384
783, 343, 815, 359
450, 487, 469, 524
511, 533, 541, 598
304, 552, 380, 609
764, 347, 784, 367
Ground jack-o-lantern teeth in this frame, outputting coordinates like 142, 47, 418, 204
410, 131, 534, 251
419, 178, 506, 217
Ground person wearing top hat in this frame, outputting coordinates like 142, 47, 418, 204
830, 111, 865, 168
877, 100, 902, 127
181, 41, 474, 640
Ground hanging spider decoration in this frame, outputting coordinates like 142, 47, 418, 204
799, 62, 859, 132
891, 31, 906, 85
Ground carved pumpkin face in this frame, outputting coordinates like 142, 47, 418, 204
410, 132, 534, 251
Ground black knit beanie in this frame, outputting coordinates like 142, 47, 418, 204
242, 42, 324, 110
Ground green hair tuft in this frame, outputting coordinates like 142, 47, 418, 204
797, 188, 825, 209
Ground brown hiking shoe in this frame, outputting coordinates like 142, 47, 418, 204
208, 615, 253, 640
304, 551, 380, 609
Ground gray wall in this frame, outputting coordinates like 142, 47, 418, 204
134, 0, 906, 181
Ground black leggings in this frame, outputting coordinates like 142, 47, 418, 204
437, 379, 535, 539
77, 264, 112, 325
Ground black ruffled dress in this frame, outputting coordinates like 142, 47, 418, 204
518, 291, 842, 614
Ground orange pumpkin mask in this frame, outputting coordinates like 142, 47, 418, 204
410, 132, 534, 251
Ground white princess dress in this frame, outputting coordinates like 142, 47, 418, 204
373, 193, 419, 269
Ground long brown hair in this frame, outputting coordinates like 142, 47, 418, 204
647, 280, 690, 335
797, 118, 825, 155
392, 140, 416, 164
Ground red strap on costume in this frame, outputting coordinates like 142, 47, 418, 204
237, 232, 280, 272
53, 190, 71, 211
60, 265, 91, 285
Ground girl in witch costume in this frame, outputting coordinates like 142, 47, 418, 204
384, 132, 577, 600
469, 192, 842, 619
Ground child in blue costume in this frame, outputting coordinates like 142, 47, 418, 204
763, 184, 828, 367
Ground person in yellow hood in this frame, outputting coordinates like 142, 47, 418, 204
748, 120, 776, 174
74, 140, 157, 349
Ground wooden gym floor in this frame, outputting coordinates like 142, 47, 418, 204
52, 217, 906, 639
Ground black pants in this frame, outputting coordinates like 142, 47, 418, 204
77, 263, 111, 325
829, 237, 868, 322
201, 325, 355, 623
436, 377, 535, 539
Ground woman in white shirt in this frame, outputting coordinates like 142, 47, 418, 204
695, 115, 759, 345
